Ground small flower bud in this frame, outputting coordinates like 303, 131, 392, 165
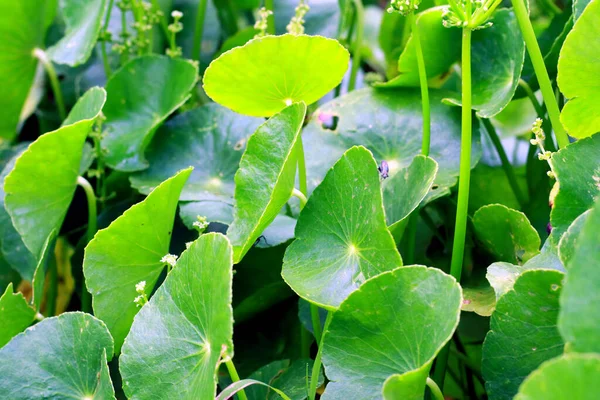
161, 254, 178, 268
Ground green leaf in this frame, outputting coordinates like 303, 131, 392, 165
557, 0, 600, 138
282, 146, 402, 309
47, 0, 108, 66
0, 283, 35, 348
62, 86, 108, 126
4, 89, 105, 260
462, 279, 496, 317
268, 359, 324, 400
203, 34, 349, 117
445, 9, 526, 118
321, 266, 462, 399
0, 312, 115, 399
376, 7, 461, 88
486, 261, 524, 299
243, 360, 290, 400
383, 155, 438, 239
469, 164, 528, 213
473, 204, 541, 264
102, 55, 198, 171
514, 354, 600, 400
217, 380, 291, 400
31, 232, 56, 312
130, 103, 263, 201
227, 102, 306, 263
549, 132, 600, 241
574, 0, 592, 20
482, 269, 565, 400
120, 233, 233, 399
558, 198, 600, 353
557, 209, 589, 269
83, 168, 192, 353
0, 0, 49, 140
303, 87, 481, 198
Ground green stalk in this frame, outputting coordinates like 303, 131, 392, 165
518, 79, 544, 118
348, 0, 364, 92
297, 138, 308, 198
308, 312, 333, 400
292, 188, 308, 208
192, 0, 208, 63
482, 118, 527, 208
410, 12, 431, 156
101, 0, 115, 79
426, 377, 445, 400
310, 304, 323, 342
77, 176, 97, 313
47, 257, 58, 317
265, 0, 275, 34
435, 26, 473, 390
151, 0, 170, 39
33, 48, 66, 121
121, 7, 130, 64
225, 359, 248, 400
511, 0, 569, 148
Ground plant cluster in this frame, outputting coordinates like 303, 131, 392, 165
0, 0, 599, 399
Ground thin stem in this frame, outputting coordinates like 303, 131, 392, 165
225, 359, 248, 400
426, 377, 444, 400
101, 0, 115, 79
265, 0, 275, 34
78, 176, 97, 314
300, 325, 311, 359
436, 27, 473, 389
308, 312, 333, 400
192, 0, 208, 63
348, 0, 364, 92
121, 7, 129, 64
518, 79, 544, 118
310, 304, 323, 343
482, 118, 527, 208
511, 0, 569, 148
47, 257, 58, 316
410, 12, 431, 156
297, 138, 308, 200
292, 188, 307, 208
33, 48, 66, 121
151, 0, 170, 39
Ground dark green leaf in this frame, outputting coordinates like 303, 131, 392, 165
0, 283, 35, 348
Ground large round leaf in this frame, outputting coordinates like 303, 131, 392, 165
120, 233, 233, 399
203, 34, 349, 117
227, 102, 306, 263
47, 0, 108, 66
84, 168, 192, 353
0, 283, 35, 348
282, 146, 402, 310
558, 198, 600, 353
445, 9, 526, 118
482, 270, 565, 400
302, 87, 481, 196
4, 87, 106, 260
0, 312, 115, 399
130, 103, 263, 201
473, 204, 541, 265
549, 132, 600, 241
102, 55, 198, 171
321, 266, 462, 399
514, 354, 600, 400
0, 0, 49, 140
557, 0, 600, 138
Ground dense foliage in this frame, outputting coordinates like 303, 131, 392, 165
0, 0, 599, 399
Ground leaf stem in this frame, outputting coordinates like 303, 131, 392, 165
436, 26, 473, 390
77, 176, 97, 314
426, 377, 444, 400
192, 0, 208, 63
481, 118, 527, 208
518, 79, 544, 118
265, 0, 275, 35
297, 138, 308, 199
151, 0, 170, 39
510, 0, 569, 148
47, 257, 58, 316
225, 359, 248, 400
410, 12, 431, 156
33, 48, 66, 121
348, 0, 364, 92
121, 7, 130, 64
292, 188, 308, 208
101, 0, 115, 79
310, 304, 322, 342
308, 311, 332, 400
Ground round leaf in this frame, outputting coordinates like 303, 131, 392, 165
482, 269, 565, 400
0, 0, 49, 140
0, 312, 115, 399
203, 34, 349, 117
282, 146, 402, 310
0, 283, 35, 348
102, 55, 198, 171
4, 88, 106, 260
302, 87, 481, 197
120, 233, 233, 399
130, 103, 263, 201
227, 102, 306, 263
84, 168, 192, 353
321, 266, 462, 399
514, 354, 600, 400
47, 0, 109, 66
557, 209, 590, 269
473, 204, 541, 264
557, 0, 600, 138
